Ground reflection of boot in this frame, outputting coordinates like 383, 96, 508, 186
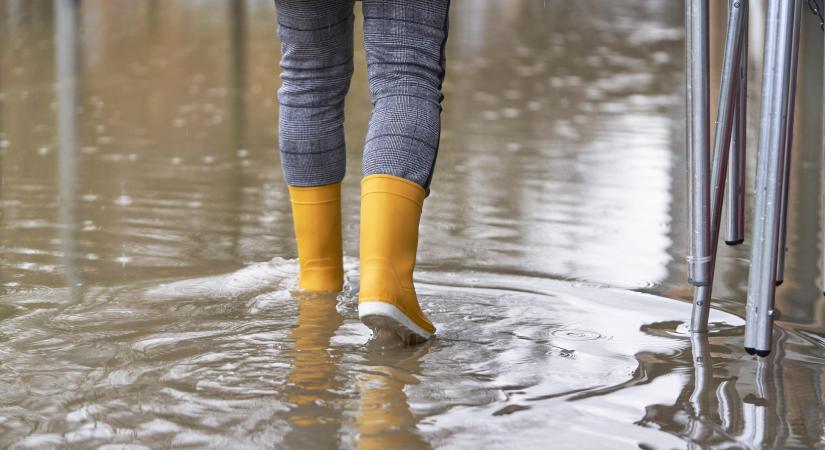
356, 370, 423, 450
282, 293, 344, 448
288, 295, 343, 400
358, 175, 435, 344
288, 183, 344, 292
356, 340, 431, 449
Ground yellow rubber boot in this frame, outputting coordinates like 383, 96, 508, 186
288, 183, 344, 292
358, 175, 435, 343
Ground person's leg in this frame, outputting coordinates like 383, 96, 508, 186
357, 0, 450, 343
276, 0, 354, 291
361, 0, 450, 189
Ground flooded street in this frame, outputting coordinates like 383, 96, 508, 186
2, 0, 825, 448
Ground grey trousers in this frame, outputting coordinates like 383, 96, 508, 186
275, 0, 450, 190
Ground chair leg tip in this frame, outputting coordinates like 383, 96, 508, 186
725, 239, 744, 246
745, 347, 771, 357
776, 280, 784, 286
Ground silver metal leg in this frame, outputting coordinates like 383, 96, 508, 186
55, 0, 80, 301
726, 7, 748, 247
687, 0, 712, 287
822, 0, 825, 296
690, 0, 747, 332
775, 0, 801, 287
745, 0, 799, 357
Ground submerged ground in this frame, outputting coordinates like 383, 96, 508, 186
2, 0, 825, 448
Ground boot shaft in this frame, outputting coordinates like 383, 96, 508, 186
288, 183, 344, 292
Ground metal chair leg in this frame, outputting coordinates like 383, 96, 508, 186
726, 7, 748, 247
687, 0, 713, 288
690, 0, 748, 332
775, 0, 802, 287
745, 0, 800, 357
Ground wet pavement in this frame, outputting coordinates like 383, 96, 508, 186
2, 0, 825, 448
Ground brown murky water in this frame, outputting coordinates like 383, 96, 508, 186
2, 0, 825, 448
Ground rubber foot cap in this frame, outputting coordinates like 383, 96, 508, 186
776, 280, 784, 286
756, 350, 771, 358
725, 239, 744, 246
745, 347, 756, 355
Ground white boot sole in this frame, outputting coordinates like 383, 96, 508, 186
359, 301, 433, 345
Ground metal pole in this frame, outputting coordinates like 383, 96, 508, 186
744, 0, 781, 356
690, 0, 747, 332
775, 0, 802, 286
687, 0, 712, 287
726, 5, 749, 246
819, 0, 825, 295
745, 0, 797, 356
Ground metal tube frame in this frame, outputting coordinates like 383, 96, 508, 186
744, 0, 799, 356
687, 0, 713, 287
775, 0, 802, 286
690, 0, 748, 332
686, 0, 807, 357
726, 9, 749, 247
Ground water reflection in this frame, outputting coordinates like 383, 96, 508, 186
227, 0, 247, 261
55, 0, 81, 302
282, 291, 428, 449
283, 293, 344, 448
434, 0, 682, 289
356, 339, 430, 450
776, 5, 824, 326
638, 330, 795, 448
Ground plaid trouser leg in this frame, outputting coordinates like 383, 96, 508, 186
276, 0, 355, 187
275, 0, 450, 189
361, 0, 450, 190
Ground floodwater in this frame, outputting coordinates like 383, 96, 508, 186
2, 0, 825, 448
